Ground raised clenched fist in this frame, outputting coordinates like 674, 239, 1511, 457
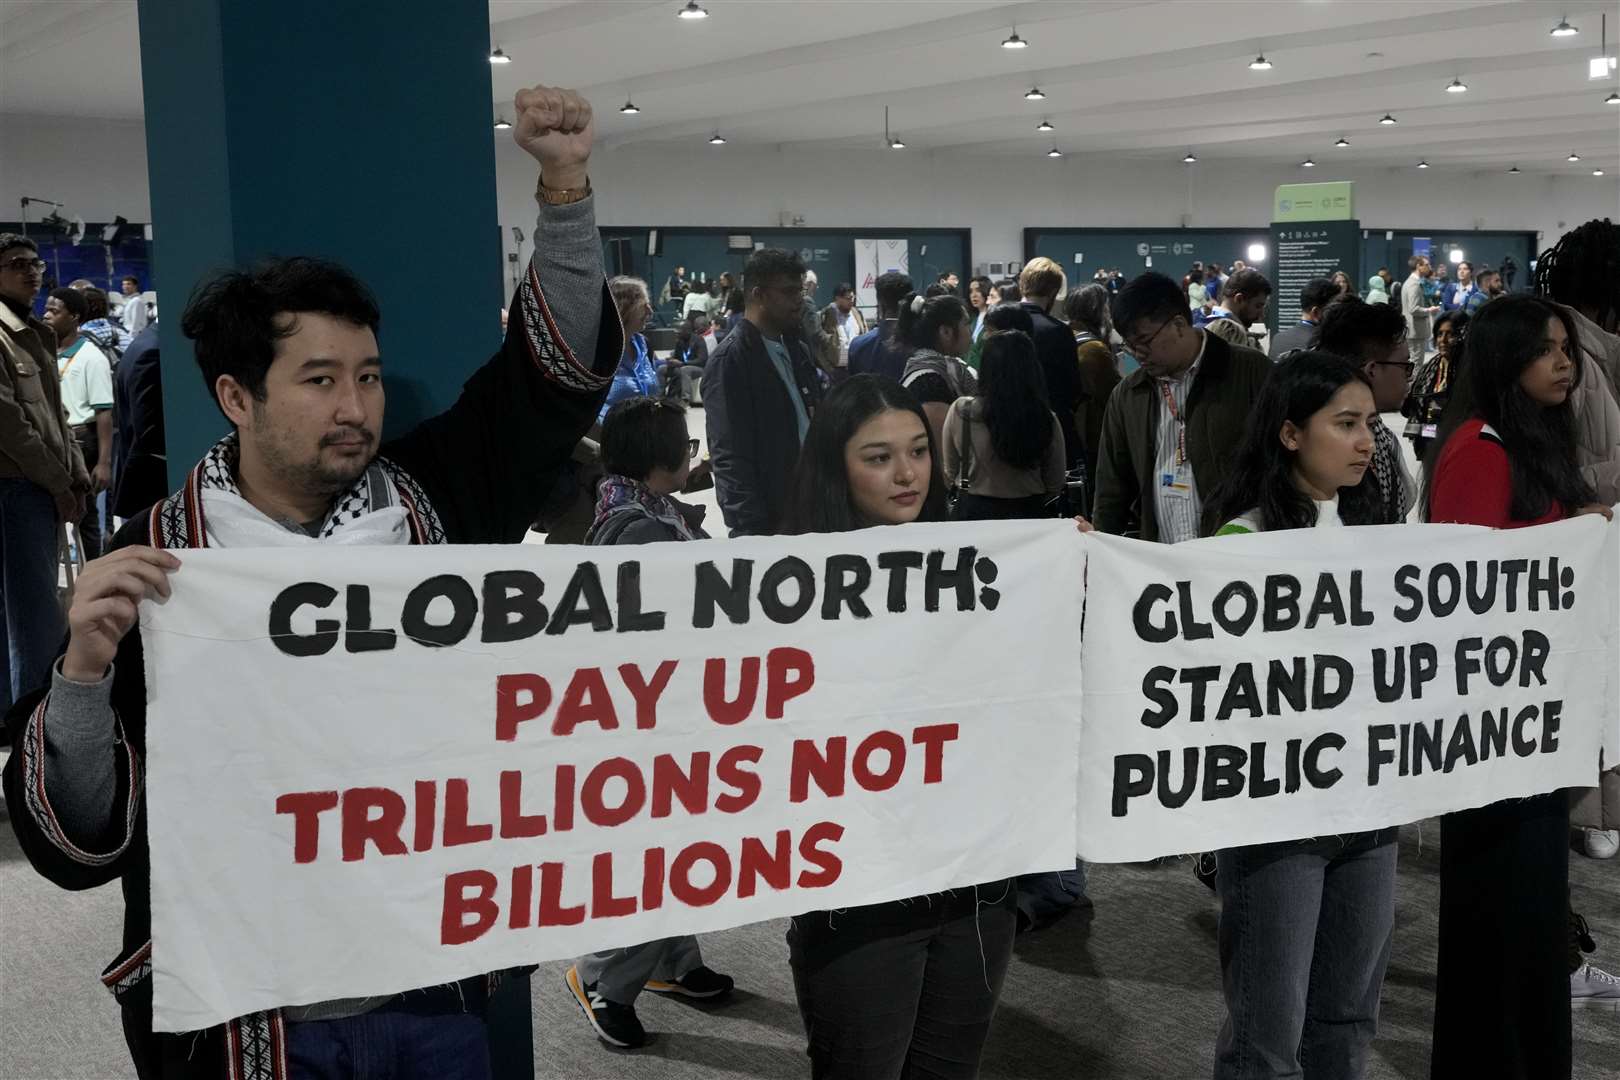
513, 84, 593, 190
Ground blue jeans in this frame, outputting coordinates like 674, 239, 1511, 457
286, 1010, 490, 1080
0, 478, 66, 712
1214, 829, 1397, 1080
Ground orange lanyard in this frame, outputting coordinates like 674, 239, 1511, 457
1158, 379, 1187, 467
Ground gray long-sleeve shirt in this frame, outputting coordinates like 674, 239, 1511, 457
39, 195, 606, 850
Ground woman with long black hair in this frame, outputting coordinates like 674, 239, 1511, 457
942, 330, 1066, 521
1425, 295, 1614, 1080
778, 375, 1016, 1079
1402, 308, 1467, 461
1199, 353, 1396, 1080
896, 292, 977, 447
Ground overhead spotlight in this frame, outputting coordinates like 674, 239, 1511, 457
1417, 160, 1430, 169
1509, 165, 1522, 174
1183, 152, 1198, 163
619, 99, 641, 115
1568, 151, 1581, 161
1379, 113, 1397, 125
1301, 158, 1316, 168
1335, 137, 1351, 147
1607, 91, 1620, 104
1001, 27, 1029, 49
1024, 85, 1047, 100
1595, 168, 1606, 176
677, 1, 709, 19
488, 47, 511, 64
1036, 119, 1055, 132
1550, 17, 1578, 37
1249, 54, 1273, 70
889, 137, 906, 150
1446, 77, 1468, 93
493, 116, 512, 130
707, 131, 726, 145
1047, 146, 1064, 158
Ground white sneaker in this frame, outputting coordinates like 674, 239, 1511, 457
1571, 962, 1620, 1010
1581, 828, 1619, 859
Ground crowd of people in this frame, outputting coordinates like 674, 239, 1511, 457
0, 77, 1617, 1080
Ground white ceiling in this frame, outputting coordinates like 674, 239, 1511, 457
3, 0, 1617, 178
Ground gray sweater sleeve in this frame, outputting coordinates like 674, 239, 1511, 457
36, 662, 120, 844
529, 194, 604, 366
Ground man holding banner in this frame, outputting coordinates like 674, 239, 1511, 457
1, 84, 621, 1080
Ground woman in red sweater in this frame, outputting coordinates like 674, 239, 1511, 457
1424, 295, 1612, 1080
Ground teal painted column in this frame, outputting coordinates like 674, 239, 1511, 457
137, 0, 505, 488
134, 3, 532, 1075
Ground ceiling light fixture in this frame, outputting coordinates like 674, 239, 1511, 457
1551, 17, 1578, 37
1183, 151, 1198, 163
1335, 137, 1351, 147
1595, 169, 1606, 176
884, 106, 904, 150
1568, 151, 1581, 161
677, 1, 709, 19
1417, 160, 1430, 169
1249, 54, 1273, 70
1379, 113, 1397, 125
1001, 26, 1029, 49
708, 131, 726, 145
1047, 146, 1064, 158
619, 99, 640, 115
890, 138, 906, 150
1037, 119, 1055, 132
1446, 77, 1468, 93
1596, 14, 1618, 82
493, 116, 512, 130
1607, 91, 1620, 104
488, 47, 511, 64
1509, 165, 1521, 174
1301, 158, 1316, 167
1024, 85, 1047, 100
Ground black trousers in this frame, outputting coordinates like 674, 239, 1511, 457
1431, 791, 1571, 1080
950, 492, 1051, 522
71, 424, 104, 561
787, 882, 1017, 1080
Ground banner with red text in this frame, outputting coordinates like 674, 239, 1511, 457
141, 521, 1085, 1031
1076, 517, 1618, 863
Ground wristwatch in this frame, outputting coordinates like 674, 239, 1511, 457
536, 173, 591, 205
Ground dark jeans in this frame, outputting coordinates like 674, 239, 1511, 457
787, 882, 1017, 1080
1432, 792, 1571, 1080
1214, 829, 1397, 1080
72, 424, 104, 560
951, 492, 1051, 522
0, 477, 66, 712
287, 1010, 490, 1080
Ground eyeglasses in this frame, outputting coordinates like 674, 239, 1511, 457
1374, 359, 1416, 377
0, 257, 46, 274
1125, 317, 1178, 357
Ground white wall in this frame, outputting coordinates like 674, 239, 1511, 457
0, 114, 151, 225
7, 112, 1613, 277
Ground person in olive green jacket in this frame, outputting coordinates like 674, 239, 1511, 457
1091, 272, 1269, 542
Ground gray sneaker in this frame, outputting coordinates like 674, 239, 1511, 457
1570, 962, 1620, 1010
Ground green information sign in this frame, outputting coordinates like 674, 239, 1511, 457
1268, 182, 1359, 337
1272, 181, 1355, 223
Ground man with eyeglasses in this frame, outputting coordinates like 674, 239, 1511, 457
703, 247, 822, 535
1312, 295, 1418, 524
0, 233, 91, 713
1091, 271, 1270, 543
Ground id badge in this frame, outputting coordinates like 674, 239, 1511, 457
1421, 423, 1438, 439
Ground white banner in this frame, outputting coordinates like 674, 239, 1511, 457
854, 238, 910, 314
1077, 519, 1618, 862
142, 521, 1085, 1032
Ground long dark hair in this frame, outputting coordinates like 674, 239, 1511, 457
1422, 295, 1592, 521
779, 375, 948, 534
895, 293, 969, 352
1202, 351, 1382, 534
977, 331, 1053, 471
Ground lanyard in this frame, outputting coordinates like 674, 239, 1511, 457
58, 338, 86, 377
1158, 378, 1188, 467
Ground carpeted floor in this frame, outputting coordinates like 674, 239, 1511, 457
2, 816, 1616, 1079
